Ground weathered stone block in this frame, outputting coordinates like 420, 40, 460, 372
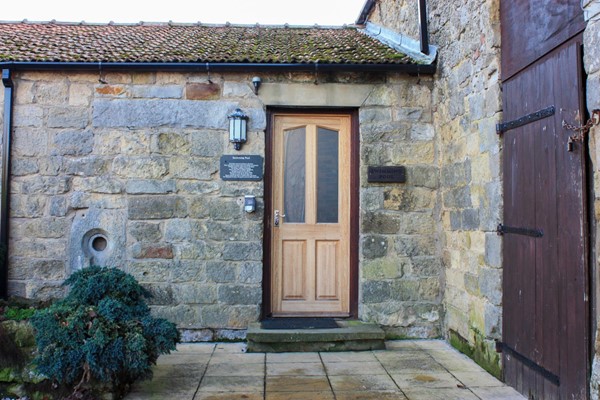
20, 176, 71, 195
395, 235, 437, 257
13, 128, 47, 157
130, 85, 182, 99
190, 131, 224, 157
127, 260, 171, 284
129, 221, 163, 242
443, 185, 472, 208
64, 156, 108, 176
49, 196, 68, 217
13, 105, 43, 128
143, 283, 175, 305
173, 283, 217, 304
169, 260, 206, 283
164, 218, 194, 242
206, 261, 237, 283
72, 177, 123, 194
132, 243, 174, 259
95, 85, 127, 96
10, 195, 46, 218
441, 160, 471, 187
23, 217, 67, 239
8, 258, 66, 281
186, 83, 221, 100
217, 285, 261, 305
223, 82, 253, 98
128, 196, 187, 220
383, 188, 434, 211
178, 181, 221, 194
11, 159, 39, 176
50, 130, 94, 156
69, 83, 93, 106
209, 198, 241, 220
461, 208, 480, 230
361, 212, 400, 234
126, 179, 176, 194
239, 262, 262, 284
359, 107, 392, 124
170, 157, 218, 180
362, 257, 406, 280
156, 132, 191, 154
361, 280, 392, 303
484, 233, 502, 269
47, 107, 89, 128
112, 156, 169, 179
34, 81, 69, 105
479, 268, 502, 306
361, 235, 389, 259
409, 123, 435, 141
222, 242, 262, 261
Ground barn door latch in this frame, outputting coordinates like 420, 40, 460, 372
563, 109, 600, 151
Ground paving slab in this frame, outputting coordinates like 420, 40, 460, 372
124, 340, 527, 400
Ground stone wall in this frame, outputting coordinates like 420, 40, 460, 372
367, 0, 503, 372
2, 68, 441, 340
584, 1, 600, 398
358, 74, 442, 338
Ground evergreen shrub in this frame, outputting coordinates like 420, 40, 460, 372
30, 266, 180, 399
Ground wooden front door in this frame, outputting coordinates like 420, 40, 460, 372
270, 113, 351, 316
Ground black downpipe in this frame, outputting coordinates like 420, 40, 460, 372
1, 69, 13, 300
418, 0, 430, 55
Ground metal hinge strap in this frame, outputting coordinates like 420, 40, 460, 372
496, 342, 560, 386
496, 106, 555, 135
496, 224, 543, 238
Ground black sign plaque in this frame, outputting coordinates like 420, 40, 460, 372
367, 166, 407, 183
220, 155, 264, 181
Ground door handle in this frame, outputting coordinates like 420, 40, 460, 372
274, 210, 286, 227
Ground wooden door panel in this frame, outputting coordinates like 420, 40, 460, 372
271, 114, 351, 316
281, 240, 306, 300
501, 38, 589, 399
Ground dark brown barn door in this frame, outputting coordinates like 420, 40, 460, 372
501, 38, 589, 399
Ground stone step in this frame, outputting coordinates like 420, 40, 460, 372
246, 320, 386, 352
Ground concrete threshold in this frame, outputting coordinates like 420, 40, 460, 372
246, 320, 386, 352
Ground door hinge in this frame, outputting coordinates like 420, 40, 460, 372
497, 224, 543, 238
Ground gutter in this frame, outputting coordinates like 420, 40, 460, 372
0, 61, 436, 75
1, 69, 13, 300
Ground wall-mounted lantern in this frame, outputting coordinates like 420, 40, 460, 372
228, 108, 248, 151
252, 76, 262, 95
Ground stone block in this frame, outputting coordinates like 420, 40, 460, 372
395, 235, 437, 257
132, 243, 174, 259
49, 196, 68, 217
186, 83, 221, 100
239, 262, 262, 284
361, 212, 400, 234
209, 198, 241, 220
406, 165, 439, 189
170, 157, 218, 180
112, 155, 169, 179
217, 285, 261, 305
223, 82, 254, 98
359, 107, 392, 124
20, 176, 71, 195
173, 283, 217, 304
8, 258, 66, 281
10, 195, 46, 218
69, 83, 93, 106
130, 85, 183, 99
129, 221, 163, 242
361, 235, 389, 259
13, 128, 47, 157
441, 160, 471, 187
95, 85, 127, 96
169, 260, 206, 283
51, 130, 94, 156
11, 158, 39, 176
390, 280, 421, 301
206, 261, 237, 283
389, 141, 435, 164
360, 121, 410, 143
64, 156, 108, 176
128, 196, 187, 220
156, 132, 191, 154
361, 280, 392, 303
409, 123, 435, 141
164, 218, 194, 242
47, 107, 89, 128
450, 211, 462, 230
362, 257, 406, 280
143, 283, 175, 305
464, 273, 480, 296
126, 179, 176, 194
222, 242, 262, 261
92, 99, 238, 129
443, 185, 472, 208
484, 302, 502, 338
461, 208, 480, 230
180, 329, 214, 342
13, 105, 43, 128
409, 257, 442, 277
484, 233, 502, 268
10, 239, 67, 259
73, 177, 123, 194
34, 81, 68, 105
174, 241, 217, 261
383, 187, 434, 211
151, 304, 197, 327
178, 181, 221, 194
23, 217, 68, 239
127, 260, 172, 283
479, 268, 502, 306
188, 197, 210, 218
190, 131, 224, 157
361, 188, 383, 212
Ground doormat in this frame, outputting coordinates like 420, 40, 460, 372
261, 317, 339, 330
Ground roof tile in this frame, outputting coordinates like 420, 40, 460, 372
0, 22, 416, 64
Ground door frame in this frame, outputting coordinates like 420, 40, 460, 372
263, 107, 360, 319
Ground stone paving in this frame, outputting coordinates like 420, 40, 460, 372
125, 340, 525, 400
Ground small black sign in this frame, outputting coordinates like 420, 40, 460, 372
367, 166, 406, 183
220, 155, 264, 181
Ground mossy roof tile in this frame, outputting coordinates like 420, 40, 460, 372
0, 22, 416, 64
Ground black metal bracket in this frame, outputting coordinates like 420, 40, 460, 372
497, 224, 543, 238
496, 106, 555, 135
496, 342, 560, 386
